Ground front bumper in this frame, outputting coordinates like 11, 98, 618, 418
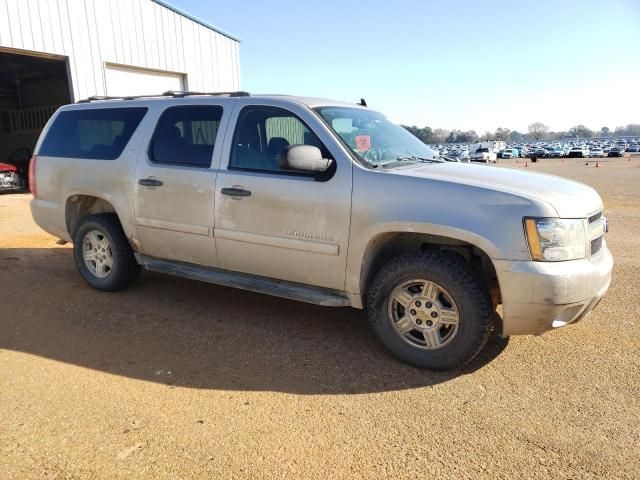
494, 244, 613, 336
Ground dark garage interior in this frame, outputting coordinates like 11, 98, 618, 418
0, 49, 72, 181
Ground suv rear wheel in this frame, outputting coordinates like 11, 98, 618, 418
73, 214, 140, 291
366, 251, 493, 370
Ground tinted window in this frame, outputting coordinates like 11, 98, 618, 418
39, 107, 147, 160
150, 106, 223, 168
230, 106, 328, 172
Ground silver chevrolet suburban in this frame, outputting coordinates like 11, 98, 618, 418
29, 92, 613, 370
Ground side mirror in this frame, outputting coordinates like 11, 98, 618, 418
279, 145, 332, 173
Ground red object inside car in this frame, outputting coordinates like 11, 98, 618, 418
0, 162, 17, 172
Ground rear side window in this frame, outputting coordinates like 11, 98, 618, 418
150, 105, 223, 168
39, 108, 147, 160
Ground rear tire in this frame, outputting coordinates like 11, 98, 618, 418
366, 251, 493, 370
73, 213, 140, 291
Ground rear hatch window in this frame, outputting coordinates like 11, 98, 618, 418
39, 107, 148, 160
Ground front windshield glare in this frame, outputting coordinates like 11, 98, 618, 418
315, 107, 438, 166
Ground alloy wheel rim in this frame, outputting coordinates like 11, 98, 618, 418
82, 230, 113, 279
388, 279, 460, 350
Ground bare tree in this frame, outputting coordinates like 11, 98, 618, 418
569, 125, 594, 139
528, 122, 549, 141
432, 128, 449, 144
494, 127, 511, 142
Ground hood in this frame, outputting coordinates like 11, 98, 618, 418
388, 162, 603, 217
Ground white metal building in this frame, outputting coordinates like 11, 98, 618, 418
0, 0, 240, 160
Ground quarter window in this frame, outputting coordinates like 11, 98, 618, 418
150, 105, 223, 168
230, 106, 329, 173
38, 107, 148, 160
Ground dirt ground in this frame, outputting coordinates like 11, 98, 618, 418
1, 156, 639, 479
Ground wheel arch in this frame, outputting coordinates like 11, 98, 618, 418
65, 194, 119, 240
356, 229, 502, 312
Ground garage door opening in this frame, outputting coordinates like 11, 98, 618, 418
0, 49, 72, 186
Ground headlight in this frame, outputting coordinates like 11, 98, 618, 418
524, 218, 586, 261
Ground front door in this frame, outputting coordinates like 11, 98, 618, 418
213, 103, 352, 290
134, 104, 226, 267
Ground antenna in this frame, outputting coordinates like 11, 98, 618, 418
358, 98, 367, 107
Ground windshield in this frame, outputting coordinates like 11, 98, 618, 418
314, 107, 438, 166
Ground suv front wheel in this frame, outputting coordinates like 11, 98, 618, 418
73, 213, 141, 291
366, 252, 493, 370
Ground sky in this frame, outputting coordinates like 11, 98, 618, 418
174, 0, 640, 134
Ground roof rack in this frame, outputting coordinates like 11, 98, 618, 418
77, 90, 250, 103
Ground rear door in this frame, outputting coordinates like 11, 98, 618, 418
213, 101, 352, 290
133, 103, 228, 267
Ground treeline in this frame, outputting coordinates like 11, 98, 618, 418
402, 123, 640, 144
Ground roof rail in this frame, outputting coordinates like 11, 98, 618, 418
163, 90, 250, 98
77, 91, 250, 103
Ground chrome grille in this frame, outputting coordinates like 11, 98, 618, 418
588, 210, 605, 257
591, 236, 603, 255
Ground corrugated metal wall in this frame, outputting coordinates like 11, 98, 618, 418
0, 0, 240, 101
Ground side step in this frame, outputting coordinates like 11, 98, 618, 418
141, 256, 351, 307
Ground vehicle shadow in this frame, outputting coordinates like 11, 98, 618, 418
0, 248, 509, 394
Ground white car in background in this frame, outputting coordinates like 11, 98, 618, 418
470, 147, 497, 163
567, 146, 589, 158
501, 148, 517, 159
589, 147, 604, 158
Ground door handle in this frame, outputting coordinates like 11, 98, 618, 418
221, 187, 251, 197
138, 178, 163, 187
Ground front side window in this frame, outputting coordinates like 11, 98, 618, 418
150, 105, 223, 168
230, 106, 329, 173
314, 107, 438, 167
39, 107, 148, 160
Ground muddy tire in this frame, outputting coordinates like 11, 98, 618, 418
73, 213, 140, 291
366, 251, 493, 370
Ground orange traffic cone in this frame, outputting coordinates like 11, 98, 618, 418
524, 161, 528, 168
595, 160, 599, 168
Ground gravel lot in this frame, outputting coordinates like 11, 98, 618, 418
1, 156, 639, 479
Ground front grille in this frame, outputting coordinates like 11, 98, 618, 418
591, 236, 603, 255
588, 211, 602, 224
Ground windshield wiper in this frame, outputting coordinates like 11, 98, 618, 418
376, 155, 443, 168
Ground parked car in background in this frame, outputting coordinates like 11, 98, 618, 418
627, 145, 639, 153
608, 146, 625, 157
529, 148, 547, 159
589, 147, 604, 158
443, 150, 470, 163
548, 147, 565, 158
1, 148, 31, 191
0, 163, 22, 192
567, 146, 588, 158
458, 149, 470, 162
470, 147, 497, 163
501, 148, 517, 159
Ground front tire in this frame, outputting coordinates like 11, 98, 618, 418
73, 213, 140, 291
366, 252, 493, 370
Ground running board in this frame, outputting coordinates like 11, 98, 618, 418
140, 256, 351, 307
